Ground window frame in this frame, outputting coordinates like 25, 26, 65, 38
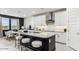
1, 16, 20, 30
2, 17, 10, 30
11, 18, 19, 30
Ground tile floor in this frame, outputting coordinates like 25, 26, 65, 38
0, 37, 19, 51
0, 37, 74, 51
56, 43, 74, 51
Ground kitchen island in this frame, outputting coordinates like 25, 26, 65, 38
20, 31, 55, 51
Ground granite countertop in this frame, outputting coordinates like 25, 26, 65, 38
21, 32, 55, 39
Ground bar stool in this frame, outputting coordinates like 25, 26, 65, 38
32, 40, 42, 48
22, 38, 30, 43
21, 38, 30, 51
15, 35, 22, 48
5, 31, 14, 41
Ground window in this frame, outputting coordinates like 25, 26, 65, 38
2, 17, 9, 30
11, 18, 19, 30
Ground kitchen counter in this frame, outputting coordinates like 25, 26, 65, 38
21, 32, 55, 39
20, 31, 55, 51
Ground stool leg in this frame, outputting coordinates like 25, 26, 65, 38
15, 40, 16, 47
21, 46, 23, 51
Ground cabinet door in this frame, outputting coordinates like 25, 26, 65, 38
55, 10, 67, 26
68, 8, 79, 50
56, 33, 66, 43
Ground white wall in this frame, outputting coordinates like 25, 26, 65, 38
24, 15, 55, 31
67, 8, 79, 50
24, 15, 46, 28
47, 24, 55, 31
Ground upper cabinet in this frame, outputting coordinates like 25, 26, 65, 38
54, 10, 67, 26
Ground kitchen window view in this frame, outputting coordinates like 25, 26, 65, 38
0, 8, 78, 51
11, 18, 19, 30
2, 17, 9, 30
2, 17, 19, 30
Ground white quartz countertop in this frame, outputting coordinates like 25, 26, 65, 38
21, 32, 55, 39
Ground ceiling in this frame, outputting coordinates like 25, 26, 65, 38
0, 8, 63, 18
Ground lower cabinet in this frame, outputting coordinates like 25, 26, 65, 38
56, 32, 66, 44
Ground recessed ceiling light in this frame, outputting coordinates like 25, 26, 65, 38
4, 9, 8, 13
32, 11, 36, 13
40, 8, 44, 10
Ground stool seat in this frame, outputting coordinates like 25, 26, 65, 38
8, 34, 14, 37
16, 36, 22, 40
22, 38, 30, 43
32, 40, 42, 48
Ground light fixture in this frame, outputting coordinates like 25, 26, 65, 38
4, 9, 8, 13
32, 11, 36, 13
40, 8, 44, 10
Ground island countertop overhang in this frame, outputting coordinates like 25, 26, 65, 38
20, 32, 55, 39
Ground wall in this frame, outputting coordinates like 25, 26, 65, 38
24, 15, 55, 31
24, 15, 46, 26
67, 8, 79, 50
24, 10, 67, 32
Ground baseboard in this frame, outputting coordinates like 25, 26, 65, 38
56, 41, 66, 45
68, 46, 77, 51
56, 41, 77, 51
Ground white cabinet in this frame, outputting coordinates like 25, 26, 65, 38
54, 10, 67, 43
56, 33, 66, 43
68, 8, 79, 50
55, 10, 67, 26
